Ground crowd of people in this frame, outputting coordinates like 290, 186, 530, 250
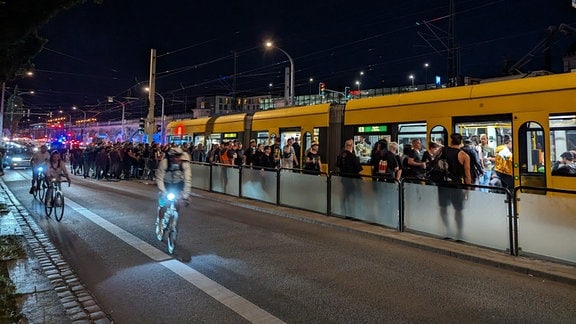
62, 142, 182, 181
338, 134, 576, 186
32, 134, 574, 185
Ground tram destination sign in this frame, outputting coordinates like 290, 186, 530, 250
357, 125, 388, 133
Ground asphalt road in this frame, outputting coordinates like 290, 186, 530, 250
3, 168, 576, 323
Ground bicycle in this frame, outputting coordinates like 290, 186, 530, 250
45, 179, 68, 221
32, 166, 47, 202
156, 192, 187, 254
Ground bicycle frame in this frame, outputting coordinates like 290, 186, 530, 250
33, 166, 47, 201
164, 192, 179, 254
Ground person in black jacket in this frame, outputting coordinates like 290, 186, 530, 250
336, 139, 362, 178
369, 139, 398, 180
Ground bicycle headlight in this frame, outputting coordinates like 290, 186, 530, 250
166, 193, 176, 201
37, 167, 43, 172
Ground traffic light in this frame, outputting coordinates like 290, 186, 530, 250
319, 82, 326, 96
138, 118, 145, 132
344, 86, 351, 99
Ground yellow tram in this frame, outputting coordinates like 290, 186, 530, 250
167, 72, 576, 191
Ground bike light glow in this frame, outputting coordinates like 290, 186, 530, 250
38, 167, 43, 172
12, 157, 22, 161
167, 193, 176, 201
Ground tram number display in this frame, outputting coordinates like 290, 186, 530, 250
357, 125, 388, 133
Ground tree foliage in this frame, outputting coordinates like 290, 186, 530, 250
0, 0, 103, 83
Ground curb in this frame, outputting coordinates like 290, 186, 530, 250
1, 181, 113, 323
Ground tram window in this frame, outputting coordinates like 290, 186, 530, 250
550, 115, 576, 177
280, 130, 301, 146
398, 122, 426, 154
304, 132, 312, 152
454, 120, 510, 150
256, 132, 269, 145
518, 122, 545, 174
209, 133, 221, 145
193, 135, 205, 149
430, 125, 447, 146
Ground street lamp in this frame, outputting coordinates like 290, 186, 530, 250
265, 41, 295, 106
72, 106, 87, 142
424, 63, 429, 89
144, 88, 165, 145
409, 74, 415, 88
107, 97, 126, 142
59, 110, 71, 127
355, 80, 361, 90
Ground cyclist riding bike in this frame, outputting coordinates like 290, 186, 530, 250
30, 145, 51, 194
45, 151, 72, 203
155, 147, 192, 240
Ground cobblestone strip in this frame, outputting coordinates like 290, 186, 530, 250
2, 186, 113, 323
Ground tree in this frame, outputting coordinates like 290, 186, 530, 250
0, 0, 103, 83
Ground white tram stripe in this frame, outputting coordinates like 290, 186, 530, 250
66, 200, 284, 323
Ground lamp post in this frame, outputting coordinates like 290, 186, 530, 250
107, 97, 126, 142
355, 80, 361, 90
72, 106, 87, 143
424, 63, 429, 89
409, 74, 415, 88
265, 41, 295, 106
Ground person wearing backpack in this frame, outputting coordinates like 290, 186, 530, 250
461, 138, 483, 186
370, 139, 398, 180
435, 133, 471, 241
155, 147, 191, 240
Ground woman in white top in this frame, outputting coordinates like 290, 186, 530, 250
45, 151, 71, 201
280, 138, 299, 170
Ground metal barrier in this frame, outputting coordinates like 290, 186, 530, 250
401, 178, 514, 254
514, 186, 576, 264
187, 162, 574, 265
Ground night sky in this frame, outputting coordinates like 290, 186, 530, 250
11, 0, 576, 121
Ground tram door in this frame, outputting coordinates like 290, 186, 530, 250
514, 112, 547, 189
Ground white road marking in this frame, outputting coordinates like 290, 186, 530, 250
65, 199, 285, 323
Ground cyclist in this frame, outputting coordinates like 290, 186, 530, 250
45, 151, 72, 205
30, 144, 50, 194
155, 147, 191, 240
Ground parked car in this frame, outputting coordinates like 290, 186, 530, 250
2, 145, 34, 169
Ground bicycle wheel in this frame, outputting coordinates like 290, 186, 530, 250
166, 211, 178, 254
53, 192, 65, 222
44, 193, 53, 217
37, 181, 46, 202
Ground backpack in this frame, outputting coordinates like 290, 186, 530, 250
164, 155, 183, 172
428, 148, 460, 183
220, 148, 231, 164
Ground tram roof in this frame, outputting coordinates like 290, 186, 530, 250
251, 103, 331, 129
346, 72, 576, 111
